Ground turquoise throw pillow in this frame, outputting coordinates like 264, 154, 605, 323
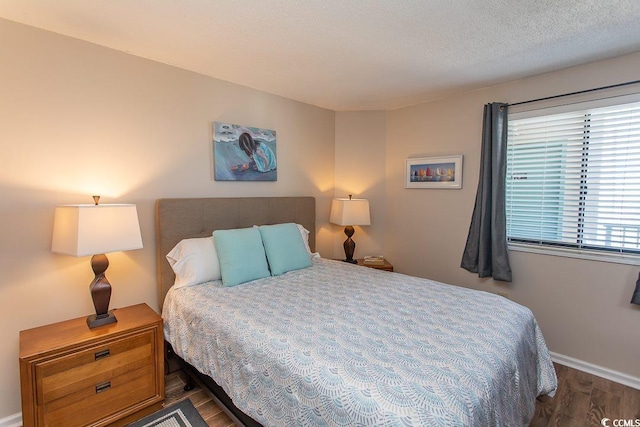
259, 223, 312, 276
213, 228, 270, 287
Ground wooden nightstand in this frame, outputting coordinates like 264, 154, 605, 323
19, 303, 164, 427
357, 258, 394, 272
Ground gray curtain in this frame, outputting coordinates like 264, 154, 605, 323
632, 272, 640, 305
461, 103, 512, 282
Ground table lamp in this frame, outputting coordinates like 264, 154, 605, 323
330, 195, 370, 263
51, 196, 143, 328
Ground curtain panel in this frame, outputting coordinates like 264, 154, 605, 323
632, 272, 640, 305
461, 102, 512, 282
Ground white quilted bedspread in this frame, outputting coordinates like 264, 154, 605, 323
163, 258, 557, 426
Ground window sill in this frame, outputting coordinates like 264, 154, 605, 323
508, 242, 640, 266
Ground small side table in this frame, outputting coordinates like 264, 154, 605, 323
19, 303, 164, 427
357, 258, 394, 272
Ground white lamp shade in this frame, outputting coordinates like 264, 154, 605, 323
52, 204, 143, 257
329, 198, 371, 226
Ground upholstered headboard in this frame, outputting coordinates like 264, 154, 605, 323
155, 197, 316, 309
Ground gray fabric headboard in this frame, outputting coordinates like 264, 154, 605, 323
155, 197, 316, 309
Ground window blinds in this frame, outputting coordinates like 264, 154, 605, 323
506, 100, 640, 254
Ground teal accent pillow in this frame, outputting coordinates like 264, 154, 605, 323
213, 228, 270, 287
259, 223, 312, 276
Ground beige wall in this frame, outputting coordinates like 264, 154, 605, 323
333, 111, 386, 259
384, 52, 640, 379
0, 19, 335, 419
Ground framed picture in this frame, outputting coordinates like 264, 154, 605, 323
405, 155, 463, 189
213, 122, 277, 181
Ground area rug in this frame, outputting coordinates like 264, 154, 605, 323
126, 399, 208, 427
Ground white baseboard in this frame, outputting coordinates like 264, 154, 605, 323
551, 351, 640, 390
0, 412, 21, 427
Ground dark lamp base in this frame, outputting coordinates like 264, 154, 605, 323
342, 226, 358, 265
87, 310, 117, 328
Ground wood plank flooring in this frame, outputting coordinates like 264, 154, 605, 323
164, 370, 235, 427
165, 363, 640, 427
532, 363, 640, 427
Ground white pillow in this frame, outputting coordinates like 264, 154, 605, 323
296, 224, 313, 255
296, 224, 321, 259
166, 236, 221, 288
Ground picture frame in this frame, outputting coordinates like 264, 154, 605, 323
213, 122, 277, 181
405, 155, 463, 189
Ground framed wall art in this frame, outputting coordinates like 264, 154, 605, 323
213, 122, 277, 181
405, 155, 463, 189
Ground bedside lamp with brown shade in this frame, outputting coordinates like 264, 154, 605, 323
51, 196, 143, 328
330, 195, 370, 264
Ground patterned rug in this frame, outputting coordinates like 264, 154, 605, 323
126, 399, 207, 427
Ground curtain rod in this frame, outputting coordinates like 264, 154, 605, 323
509, 79, 640, 107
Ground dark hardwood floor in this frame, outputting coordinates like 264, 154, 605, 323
532, 363, 640, 427
165, 363, 640, 427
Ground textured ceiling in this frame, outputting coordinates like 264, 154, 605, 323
1, 0, 640, 111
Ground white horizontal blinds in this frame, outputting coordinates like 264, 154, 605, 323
506, 100, 640, 254
506, 111, 584, 245
581, 103, 640, 251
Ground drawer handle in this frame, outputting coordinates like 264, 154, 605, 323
94, 349, 110, 360
95, 381, 111, 394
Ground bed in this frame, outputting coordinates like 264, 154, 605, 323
156, 197, 557, 427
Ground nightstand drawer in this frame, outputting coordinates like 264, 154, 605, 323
43, 364, 156, 427
37, 330, 155, 404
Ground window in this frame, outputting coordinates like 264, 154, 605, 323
506, 97, 640, 262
